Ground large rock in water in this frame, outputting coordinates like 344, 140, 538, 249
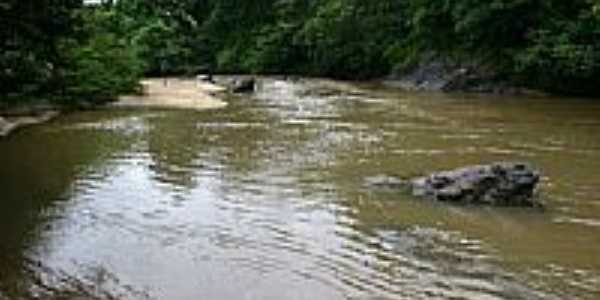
411, 162, 540, 206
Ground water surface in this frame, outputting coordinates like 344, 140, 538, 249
1, 79, 600, 299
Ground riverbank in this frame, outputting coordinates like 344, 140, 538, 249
0, 78, 229, 138
0, 105, 60, 138
115, 78, 228, 110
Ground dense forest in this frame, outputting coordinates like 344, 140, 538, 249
2, 0, 600, 104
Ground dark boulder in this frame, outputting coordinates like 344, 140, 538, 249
196, 73, 214, 83
231, 78, 256, 93
411, 162, 541, 206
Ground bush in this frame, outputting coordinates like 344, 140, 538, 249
58, 9, 144, 104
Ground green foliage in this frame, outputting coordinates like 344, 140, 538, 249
402, 0, 600, 95
59, 11, 144, 103
189, 0, 406, 78
515, 8, 600, 95
1, 1, 144, 104
2, 0, 600, 100
0, 0, 81, 99
131, 19, 186, 74
56, 8, 144, 104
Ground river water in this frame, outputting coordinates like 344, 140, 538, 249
1, 79, 600, 300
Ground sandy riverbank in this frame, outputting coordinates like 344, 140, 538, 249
116, 78, 228, 110
1, 78, 229, 138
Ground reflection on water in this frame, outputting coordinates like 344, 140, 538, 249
1, 79, 600, 299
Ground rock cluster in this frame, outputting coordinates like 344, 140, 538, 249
411, 162, 540, 206
383, 59, 523, 95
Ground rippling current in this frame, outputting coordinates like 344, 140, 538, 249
1, 79, 600, 300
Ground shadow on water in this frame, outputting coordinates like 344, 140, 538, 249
1, 78, 600, 299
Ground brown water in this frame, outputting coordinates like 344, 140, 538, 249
1, 79, 600, 300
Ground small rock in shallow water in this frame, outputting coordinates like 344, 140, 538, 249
231, 78, 256, 93
411, 162, 541, 206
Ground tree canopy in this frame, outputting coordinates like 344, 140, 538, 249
2, 0, 600, 102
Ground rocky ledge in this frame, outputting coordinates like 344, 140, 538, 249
366, 162, 541, 207
382, 58, 536, 95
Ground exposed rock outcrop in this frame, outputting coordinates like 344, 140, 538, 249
412, 162, 540, 206
365, 162, 541, 207
383, 58, 524, 95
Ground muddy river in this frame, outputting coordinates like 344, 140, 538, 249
1, 79, 600, 299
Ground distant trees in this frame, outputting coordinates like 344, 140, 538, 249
402, 0, 600, 95
2, 0, 599, 102
151, 0, 406, 78
58, 8, 144, 103
0, 0, 81, 100
1, 0, 144, 104
295, 0, 404, 78
126, 0, 596, 95
515, 0, 600, 95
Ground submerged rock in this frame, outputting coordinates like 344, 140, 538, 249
364, 175, 408, 189
411, 162, 540, 206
